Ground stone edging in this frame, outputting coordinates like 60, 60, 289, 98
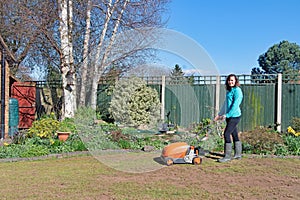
0, 151, 91, 163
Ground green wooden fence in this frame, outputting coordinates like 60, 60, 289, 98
136, 74, 300, 132
163, 84, 215, 127
34, 74, 300, 132
33, 74, 300, 132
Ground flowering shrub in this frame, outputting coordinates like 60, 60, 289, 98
27, 115, 60, 139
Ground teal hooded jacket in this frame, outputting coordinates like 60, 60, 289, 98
218, 86, 243, 118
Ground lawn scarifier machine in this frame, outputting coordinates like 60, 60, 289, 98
161, 142, 204, 166
160, 120, 224, 166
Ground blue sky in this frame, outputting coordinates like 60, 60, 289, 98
161, 0, 300, 75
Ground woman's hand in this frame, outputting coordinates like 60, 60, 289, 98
214, 115, 225, 121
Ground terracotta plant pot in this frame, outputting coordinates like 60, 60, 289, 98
57, 131, 70, 142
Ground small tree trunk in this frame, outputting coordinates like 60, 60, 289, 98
79, 0, 92, 106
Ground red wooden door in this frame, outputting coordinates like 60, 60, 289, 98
11, 82, 36, 128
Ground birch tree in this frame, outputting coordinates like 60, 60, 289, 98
78, 0, 170, 110
58, 0, 77, 118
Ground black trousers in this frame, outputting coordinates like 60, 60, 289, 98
224, 116, 241, 143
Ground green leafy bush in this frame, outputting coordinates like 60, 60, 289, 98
74, 107, 119, 151
109, 76, 161, 128
58, 118, 77, 133
0, 144, 24, 158
48, 133, 87, 153
19, 144, 50, 158
240, 127, 285, 155
0, 136, 50, 158
282, 134, 300, 155
0, 133, 87, 159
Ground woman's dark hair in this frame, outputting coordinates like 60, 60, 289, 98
225, 74, 240, 90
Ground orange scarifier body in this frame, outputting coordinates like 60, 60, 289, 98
161, 142, 202, 166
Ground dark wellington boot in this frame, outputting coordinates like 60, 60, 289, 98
218, 143, 232, 163
233, 141, 242, 159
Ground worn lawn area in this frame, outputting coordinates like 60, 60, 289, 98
0, 154, 299, 200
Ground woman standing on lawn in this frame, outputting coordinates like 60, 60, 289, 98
214, 74, 243, 163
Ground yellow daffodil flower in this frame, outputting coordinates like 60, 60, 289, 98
287, 126, 299, 137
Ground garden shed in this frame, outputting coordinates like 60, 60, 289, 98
0, 35, 18, 139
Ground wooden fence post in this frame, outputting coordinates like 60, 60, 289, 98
277, 73, 282, 132
161, 75, 165, 121
215, 75, 220, 116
